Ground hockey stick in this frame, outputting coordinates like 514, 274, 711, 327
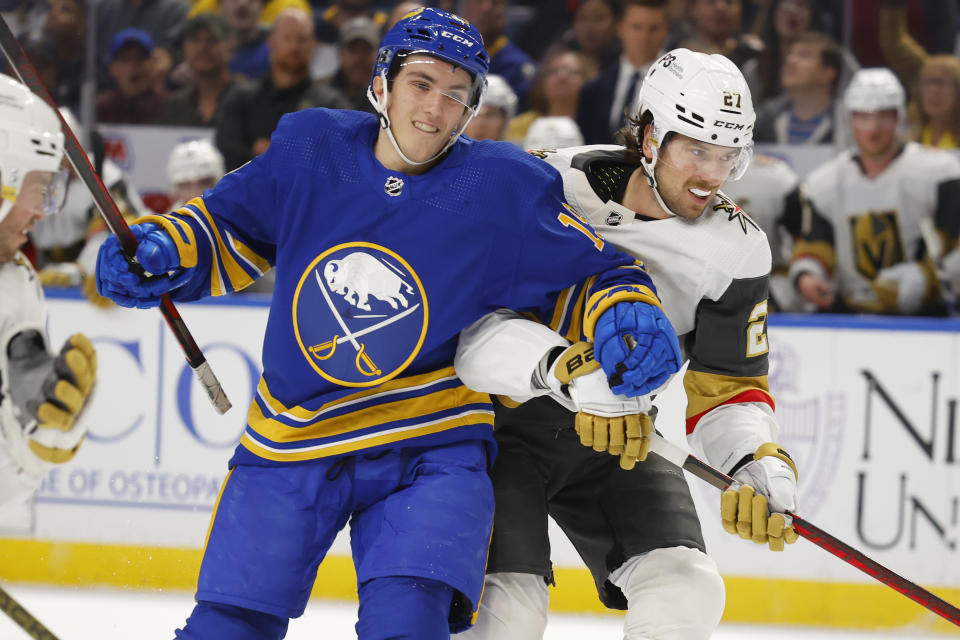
0, 583, 61, 640
0, 15, 231, 414
647, 431, 960, 628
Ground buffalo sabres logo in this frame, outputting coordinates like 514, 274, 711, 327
713, 195, 758, 235
384, 175, 404, 196
292, 242, 428, 387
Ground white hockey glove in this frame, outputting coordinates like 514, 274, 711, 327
533, 342, 654, 470
872, 261, 932, 315
5, 331, 97, 466
720, 443, 799, 552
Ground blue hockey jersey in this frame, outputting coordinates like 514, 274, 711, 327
138, 109, 659, 465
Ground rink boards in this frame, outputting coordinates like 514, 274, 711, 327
1, 291, 959, 634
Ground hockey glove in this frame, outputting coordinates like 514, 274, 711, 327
872, 261, 933, 315
5, 332, 96, 467
534, 342, 654, 469
720, 443, 799, 552
95, 222, 191, 308
593, 301, 682, 396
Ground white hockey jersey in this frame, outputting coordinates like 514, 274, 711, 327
456, 145, 782, 474
789, 142, 960, 312
0, 253, 49, 513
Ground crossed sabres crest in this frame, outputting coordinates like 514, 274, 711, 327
307, 250, 421, 379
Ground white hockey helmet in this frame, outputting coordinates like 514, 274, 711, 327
480, 74, 518, 122
167, 139, 225, 186
523, 116, 584, 151
843, 67, 905, 119
635, 49, 755, 186
0, 73, 66, 221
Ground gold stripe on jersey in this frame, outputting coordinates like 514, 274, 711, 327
566, 279, 590, 342
791, 239, 836, 275
684, 369, 775, 433
247, 381, 490, 443
239, 409, 495, 462
187, 197, 259, 295
256, 368, 462, 423
134, 214, 199, 268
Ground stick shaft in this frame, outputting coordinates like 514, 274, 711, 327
0, 16, 231, 414
648, 432, 960, 627
0, 584, 61, 640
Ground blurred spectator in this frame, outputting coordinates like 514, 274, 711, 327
508, 50, 590, 145
387, 2, 423, 29
19, 31, 59, 101
742, 0, 812, 102
189, 0, 312, 25
523, 115, 584, 150
41, 0, 86, 111
512, 0, 574, 63
577, 0, 668, 145
789, 68, 960, 316
858, 0, 956, 69
222, 0, 270, 80
465, 74, 517, 141
96, 28, 167, 124
677, 0, 762, 68
907, 56, 960, 149
720, 154, 809, 312
313, 0, 387, 80
743, 0, 859, 104
754, 32, 848, 147
327, 16, 378, 112
95, 0, 190, 89
542, 0, 620, 75
160, 14, 246, 126
215, 8, 350, 170
166, 139, 225, 209
879, 0, 960, 149
458, 0, 536, 110
1, 0, 47, 39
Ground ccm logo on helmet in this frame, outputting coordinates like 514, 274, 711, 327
441, 30, 474, 47
713, 120, 745, 130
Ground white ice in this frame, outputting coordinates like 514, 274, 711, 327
0, 584, 942, 639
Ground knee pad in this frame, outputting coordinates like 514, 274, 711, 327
610, 547, 725, 640
356, 576, 454, 640
174, 601, 288, 640
459, 572, 549, 640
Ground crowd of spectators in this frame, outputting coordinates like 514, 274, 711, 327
3, 0, 960, 316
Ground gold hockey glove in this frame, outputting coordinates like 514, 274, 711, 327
720, 443, 799, 551
534, 342, 655, 470
29, 333, 97, 463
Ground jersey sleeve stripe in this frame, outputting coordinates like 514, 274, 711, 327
791, 239, 836, 274
683, 369, 775, 434
187, 198, 263, 295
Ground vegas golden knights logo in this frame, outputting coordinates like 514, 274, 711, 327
849, 210, 904, 280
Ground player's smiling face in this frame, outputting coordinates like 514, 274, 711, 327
374, 53, 473, 170
648, 132, 738, 219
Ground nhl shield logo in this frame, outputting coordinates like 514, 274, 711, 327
292, 242, 428, 387
384, 176, 404, 197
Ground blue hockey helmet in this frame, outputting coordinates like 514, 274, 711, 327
370, 7, 489, 107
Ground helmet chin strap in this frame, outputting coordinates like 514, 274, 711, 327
366, 71, 479, 168
639, 146, 684, 219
